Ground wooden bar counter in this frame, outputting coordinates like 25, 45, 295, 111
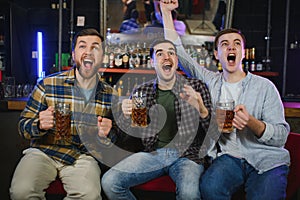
283, 102, 300, 118
2, 98, 300, 118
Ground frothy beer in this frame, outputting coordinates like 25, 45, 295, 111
131, 91, 147, 127
216, 99, 235, 133
216, 109, 234, 133
55, 103, 71, 140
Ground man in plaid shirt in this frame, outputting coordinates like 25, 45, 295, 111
10, 28, 120, 200
102, 38, 212, 199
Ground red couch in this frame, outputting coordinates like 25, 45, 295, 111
45, 132, 300, 199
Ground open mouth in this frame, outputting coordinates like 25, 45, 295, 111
162, 64, 172, 72
227, 53, 236, 63
83, 59, 93, 69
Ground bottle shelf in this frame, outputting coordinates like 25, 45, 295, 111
99, 68, 185, 75
252, 71, 279, 77
99, 68, 277, 77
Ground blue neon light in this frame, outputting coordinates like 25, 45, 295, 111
37, 32, 43, 78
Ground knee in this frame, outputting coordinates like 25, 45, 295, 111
70, 181, 101, 200
176, 184, 200, 200
101, 170, 120, 193
200, 175, 217, 195
177, 191, 200, 200
10, 181, 40, 200
80, 186, 101, 200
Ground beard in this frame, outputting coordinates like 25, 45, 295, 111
75, 62, 101, 80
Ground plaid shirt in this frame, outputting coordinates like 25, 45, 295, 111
18, 68, 120, 165
117, 74, 212, 164
119, 18, 140, 33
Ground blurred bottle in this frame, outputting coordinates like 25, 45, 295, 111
117, 80, 124, 96
126, 77, 131, 96
122, 45, 129, 69
106, 28, 112, 45
242, 48, 250, 72
249, 47, 256, 72
102, 46, 109, 68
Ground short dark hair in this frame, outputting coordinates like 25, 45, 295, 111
131, 9, 139, 19
72, 28, 104, 51
149, 39, 177, 58
214, 28, 246, 50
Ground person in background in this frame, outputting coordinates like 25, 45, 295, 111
213, 0, 226, 31
119, 9, 141, 33
179, 0, 193, 19
143, 11, 164, 37
154, 0, 186, 36
144, 0, 155, 25
122, 0, 137, 20
9, 28, 121, 200
160, 0, 290, 199
101, 38, 212, 200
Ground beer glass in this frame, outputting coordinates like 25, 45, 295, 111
54, 102, 71, 140
131, 91, 147, 127
216, 99, 235, 133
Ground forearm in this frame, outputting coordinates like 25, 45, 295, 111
247, 115, 266, 138
160, 3, 178, 42
19, 116, 44, 139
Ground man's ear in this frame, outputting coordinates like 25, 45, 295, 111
214, 50, 218, 60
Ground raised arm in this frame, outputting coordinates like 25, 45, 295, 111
159, 0, 179, 42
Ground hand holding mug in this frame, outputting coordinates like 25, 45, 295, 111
39, 106, 55, 130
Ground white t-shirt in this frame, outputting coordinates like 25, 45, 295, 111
219, 80, 243, 158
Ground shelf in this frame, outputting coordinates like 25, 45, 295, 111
252, 71, 279, 77
99, 68, 277, 77
99, 68, 184, 75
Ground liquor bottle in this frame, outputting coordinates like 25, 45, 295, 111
129, 53, 136, 69
142, 77, 146, 84
106, 28, 112, 45
108, 76, 113, 86
122, 45, 129, 69
146, 55, 152, 69
114, 53, 123, 68
126, 77, 131, 96
117, 80, 124, 96
109, 51, 115, 68
133, 77, 138, 89
249, 47, 256, 72
141, 42, 148, 68
102, 46, 109, 68
243, 48, 250, 72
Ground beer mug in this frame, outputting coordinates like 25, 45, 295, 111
54, 102, 71, 140
216, 99, 235, 133
131, 91, 147, 127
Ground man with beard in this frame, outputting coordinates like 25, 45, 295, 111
160, 0, 290, 199
102, 38, 212, 200
10, 28, 120, 200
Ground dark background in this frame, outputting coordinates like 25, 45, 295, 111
0, 0, 299, 199
0, 0, 299, 98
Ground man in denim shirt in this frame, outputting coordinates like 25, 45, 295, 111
160, 0, 290, 199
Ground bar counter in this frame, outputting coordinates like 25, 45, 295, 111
1, 97, 300, 118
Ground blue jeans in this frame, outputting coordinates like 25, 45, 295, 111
200, 154, 289, 200
102, 148, 204, 200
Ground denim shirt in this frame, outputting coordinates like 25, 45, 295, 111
174, 37, 290, 174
